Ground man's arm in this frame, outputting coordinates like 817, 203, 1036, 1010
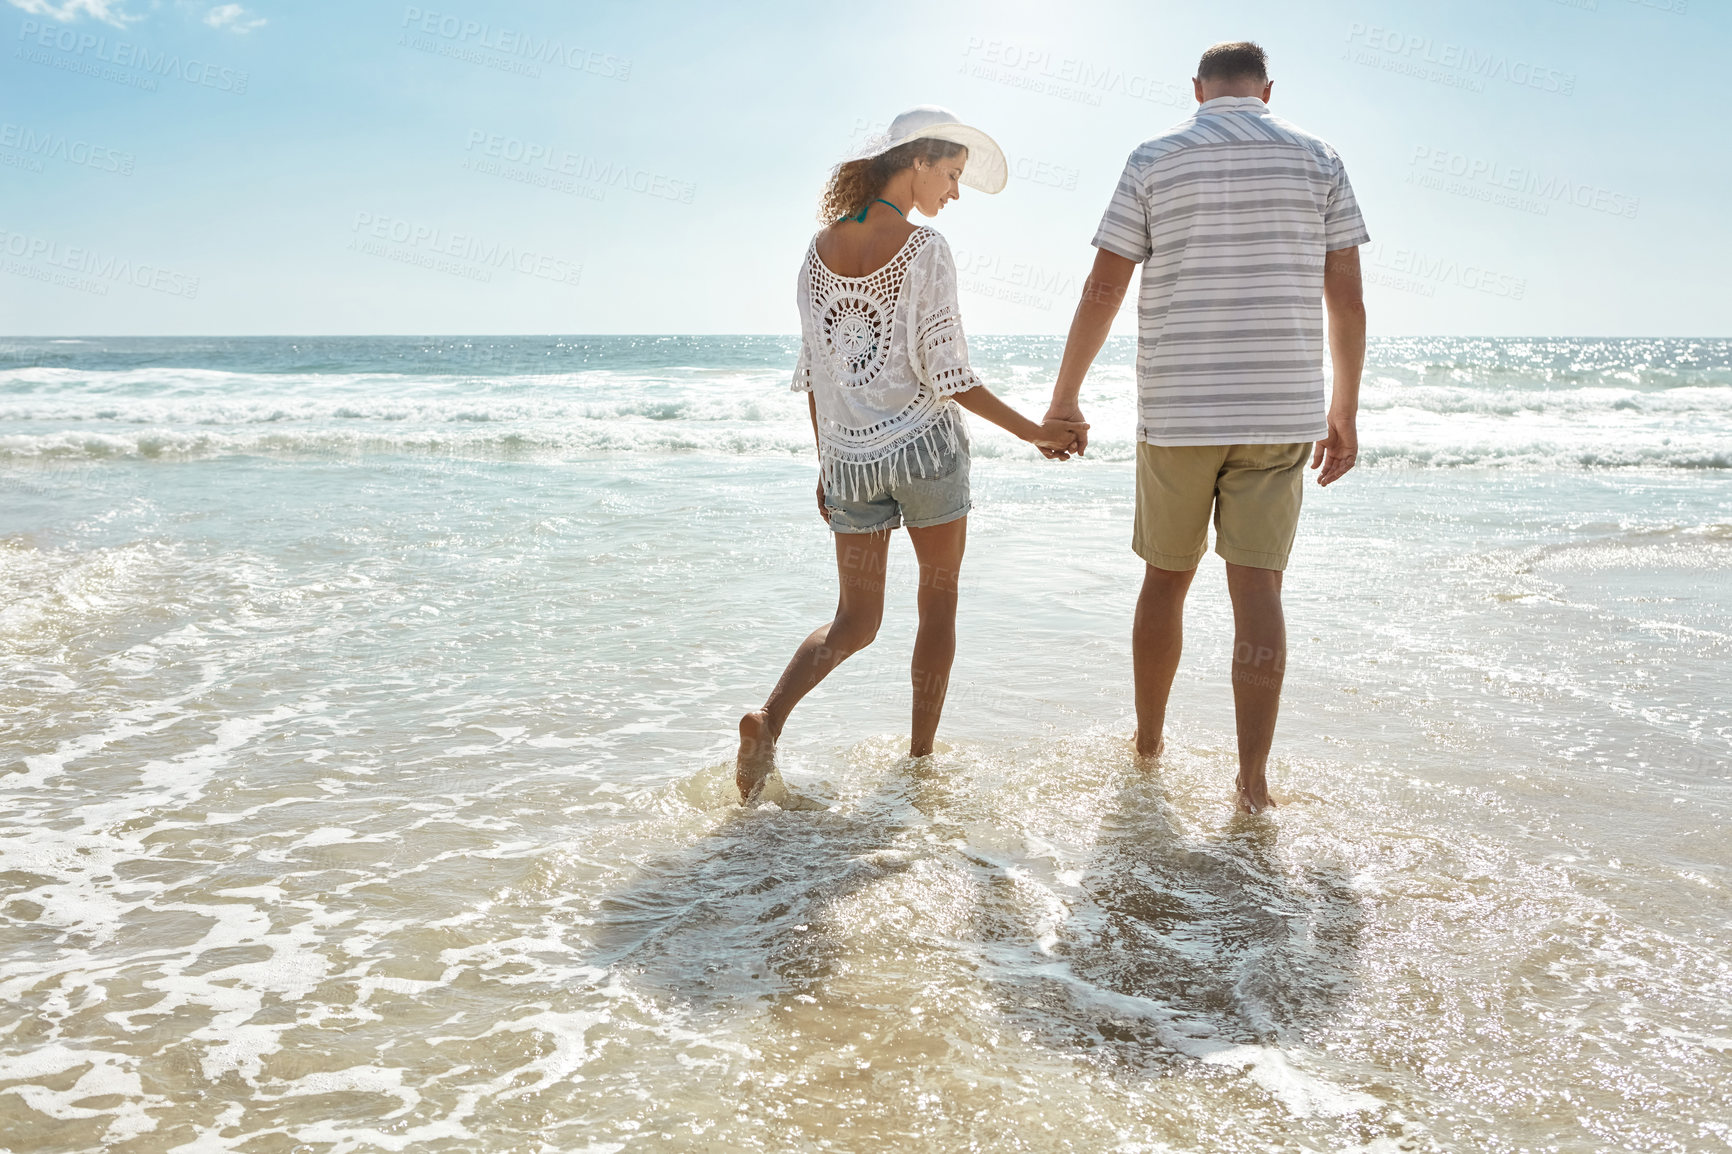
1044, 248, 1137, 456
1313, 245, 1366, 486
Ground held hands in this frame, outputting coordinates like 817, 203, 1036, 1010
1028, 417, 1089, 460
951, 385, 1087, 462
1037, 401, 1089, 460
1310, 410, 1358, 486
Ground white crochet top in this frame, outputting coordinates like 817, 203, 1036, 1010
792, 226, 982, 501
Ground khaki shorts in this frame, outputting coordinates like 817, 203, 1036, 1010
1133, 441, 1311, 572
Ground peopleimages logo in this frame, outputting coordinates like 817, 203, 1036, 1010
1345, 22, 1575, 95
953, 247, 1079, 311
959, 37, 1190, 109
1409, 146, 1639, 219
1012, 156, 1080, 192
1366, 242, 1527, 299
462, 131, 696, 203
399, 7, 630, 80
953, 250, 1078, 298
0, 122, 135, 175
15, 19, 250, 94
0, 227, 200, 298
348, 211, 583, 287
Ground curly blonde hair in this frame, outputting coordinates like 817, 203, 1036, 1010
819, 138, 967, 223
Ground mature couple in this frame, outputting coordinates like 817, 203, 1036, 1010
738, 41, 1369, 813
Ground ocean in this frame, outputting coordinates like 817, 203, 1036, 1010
2, 334, 1729, 1151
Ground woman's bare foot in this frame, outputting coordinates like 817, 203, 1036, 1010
1234, 770, 1275, 814
736, 710, 778, 803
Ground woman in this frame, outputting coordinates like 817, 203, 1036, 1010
737, 106, 1086, 800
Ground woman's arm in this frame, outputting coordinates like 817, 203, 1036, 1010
952, 386, 1087, 453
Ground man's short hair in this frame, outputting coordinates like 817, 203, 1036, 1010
1196, 41, 1269, 83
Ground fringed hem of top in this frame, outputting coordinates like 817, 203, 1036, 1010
820, 411, 968, 504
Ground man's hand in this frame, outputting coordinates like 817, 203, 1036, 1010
1310, 410, 1358, 486
816, 479, 831, 522
1041, 401, 1088, 458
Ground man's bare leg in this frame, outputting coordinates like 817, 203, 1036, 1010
906, 517, 967, 757
1133, 563, 1196, 757
1225, 562, 1285, 813
738, 530, 889, 799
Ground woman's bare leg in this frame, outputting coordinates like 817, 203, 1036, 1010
906, 516, 967, 757
738, 529, 890, 797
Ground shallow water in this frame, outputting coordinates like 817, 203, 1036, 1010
2, 337, 1730, 1151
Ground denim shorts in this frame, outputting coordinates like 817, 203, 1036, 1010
825, 442, 971, 534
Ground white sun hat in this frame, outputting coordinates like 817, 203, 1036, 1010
845, 105, 1008, 194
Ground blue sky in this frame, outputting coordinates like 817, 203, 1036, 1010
1, 0, 1723, 336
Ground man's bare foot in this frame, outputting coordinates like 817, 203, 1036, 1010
1235, 770, 1275, 814
736, 710, 778, 803
1133, 731, 1166, 760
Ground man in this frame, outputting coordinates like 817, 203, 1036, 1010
1044, 40, 1368, 812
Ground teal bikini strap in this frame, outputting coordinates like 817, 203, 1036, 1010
843, 197, 906, 223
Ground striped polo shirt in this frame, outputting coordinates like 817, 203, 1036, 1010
1093, 96, 1370, 446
